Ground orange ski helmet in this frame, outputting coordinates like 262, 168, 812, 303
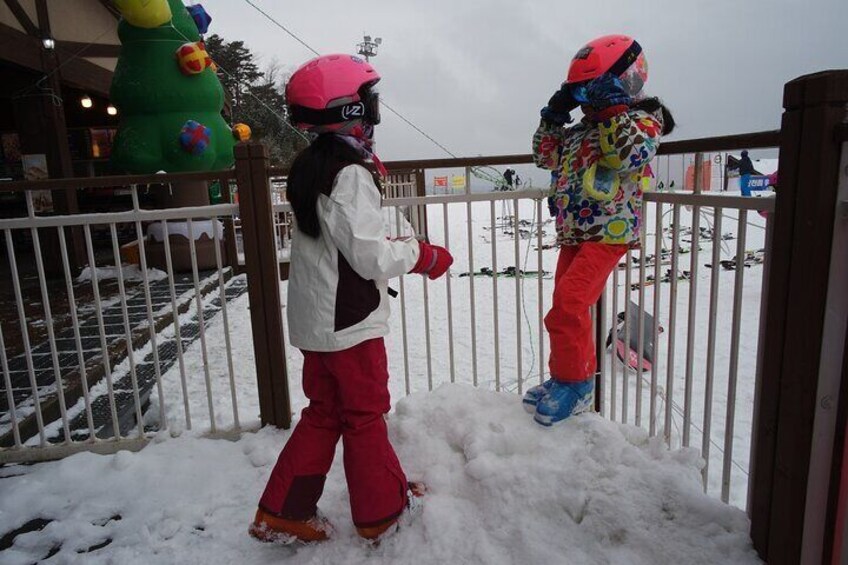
567, 34, 648, 98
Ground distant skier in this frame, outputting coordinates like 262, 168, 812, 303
737, 150, 755, 195
738, 150, 755, 176
503, 168, 515, 190
525, 34, 675, 426
250, 54, 452, 544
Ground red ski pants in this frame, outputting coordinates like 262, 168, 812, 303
258, 338, 408, 528
545, 243, 628, 382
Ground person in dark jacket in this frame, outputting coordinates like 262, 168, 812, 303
738, 150, 755, 175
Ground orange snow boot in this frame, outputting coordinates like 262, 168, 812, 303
249, 507, 332, 544
356, 482, 426, 541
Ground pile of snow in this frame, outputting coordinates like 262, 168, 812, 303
0, 385, 759, 564
76, 265, 168, 284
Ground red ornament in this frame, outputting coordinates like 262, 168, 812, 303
176, 42, 211, 75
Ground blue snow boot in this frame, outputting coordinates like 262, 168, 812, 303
522, 379, 554, 413
533, 379, 595, 426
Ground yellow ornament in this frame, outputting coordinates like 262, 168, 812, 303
232, 123, 252, 142
176, 42, 212, 75
114, 0, 172, 29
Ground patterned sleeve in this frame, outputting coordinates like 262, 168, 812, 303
532, 120, 565, 171
597, 110, 663, 173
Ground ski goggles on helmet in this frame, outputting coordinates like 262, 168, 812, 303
570, 82, 591, 105
567, 41, 647, 105
360, 84, 381, 125
289, 83, 381, 129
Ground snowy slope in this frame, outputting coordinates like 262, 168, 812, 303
0, 385, 759, 564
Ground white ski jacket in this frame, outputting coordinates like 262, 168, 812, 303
287, 164, 421, 352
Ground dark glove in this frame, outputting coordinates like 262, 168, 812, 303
583, 73, 632, 110
540, 85, 578, 126
547, 196, 558, 217
410, 241, 454, 280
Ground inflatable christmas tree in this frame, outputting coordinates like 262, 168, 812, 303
110, 0, 234, 174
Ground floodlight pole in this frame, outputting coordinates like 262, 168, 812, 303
357, 34, 381, 62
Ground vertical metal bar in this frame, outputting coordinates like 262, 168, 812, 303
623, 250, 632, 424
422, 275, 433, 391
513, 202, 523, 395
596, 289, 607, 417
465, 170, 478, 387
161, 220, 191, 429
109, 223, 144, 438
212, 219, 240, 430
30, 224, 71, 443
490, 200, 501, 391
83, 224, 121, 438
650, 202, 663, 436
186, 219, 216, 432
665, 204, 681, 447
611, 266, 619, 422
131, 188, 166, 432
665, 204, 680, 447
537, 199, 545, 385
395, 207, 410, 395
0, 324, 22, 448
722, 210, 748, 503
702, 207, 723, 491
6, 228, 46, 444
57, 227, 96, 440
636, 221, 647, 428
442, 202, 456, 384
683, 204, 701, 447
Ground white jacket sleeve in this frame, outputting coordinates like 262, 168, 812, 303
323, 165, 420, 281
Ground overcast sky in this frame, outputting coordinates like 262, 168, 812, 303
201, 0, 846, 165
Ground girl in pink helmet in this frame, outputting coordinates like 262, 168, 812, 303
525, 35, 675, 426
249, 54, 452, 543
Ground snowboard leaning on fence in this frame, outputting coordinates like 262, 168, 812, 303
606, 301, 662, 372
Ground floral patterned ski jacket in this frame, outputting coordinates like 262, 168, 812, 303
532, 107, 663, 247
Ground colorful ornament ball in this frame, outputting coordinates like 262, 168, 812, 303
232, 123, 252, 142
176, 41, 212, 75
187, 4, 212, 35
180, 120, 212, 156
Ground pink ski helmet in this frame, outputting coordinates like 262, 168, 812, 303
567, 34, 648, 99
286, 54, 381, 135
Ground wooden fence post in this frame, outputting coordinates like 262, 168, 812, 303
234, 143, 291, 429
749, 70, 848, 564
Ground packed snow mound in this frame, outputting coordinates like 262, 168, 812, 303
0, 384, 759, 564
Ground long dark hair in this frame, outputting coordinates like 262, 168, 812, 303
286, 134, 367, 238
633, 97, 676, 136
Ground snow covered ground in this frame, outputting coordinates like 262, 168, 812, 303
0, 191, 769, 563
0, 386, 759, 564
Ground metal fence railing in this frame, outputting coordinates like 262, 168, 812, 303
0, 181, 251, 464
0, 136, 779, 505
354, 136, 782, 509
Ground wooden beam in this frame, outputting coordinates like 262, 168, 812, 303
55, 40, 121, 58
0, 23, 113, 95
33, 0, 48, 35
3, 0, 37, 36
97, 0, 121, 19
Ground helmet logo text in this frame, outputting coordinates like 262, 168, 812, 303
341, 102, 365, 120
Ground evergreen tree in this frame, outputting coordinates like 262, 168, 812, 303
206, 36, 306, 167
